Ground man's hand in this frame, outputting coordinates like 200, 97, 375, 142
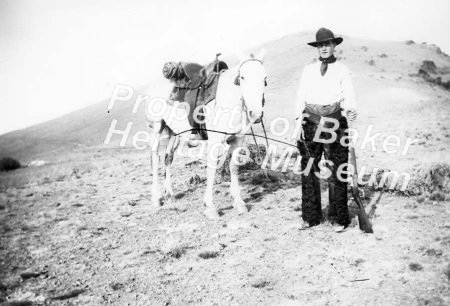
299, 125, 305, 140
346, 108, 357, 122
295, 116, 306, 140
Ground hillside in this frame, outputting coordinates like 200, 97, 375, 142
1, 32, 450, 305
0, 86, 150, 161
1, 31, 449, 164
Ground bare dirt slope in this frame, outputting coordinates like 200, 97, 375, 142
1, 32, 450, 305
0, 149, 449, 305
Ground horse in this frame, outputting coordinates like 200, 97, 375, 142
145, 49, 267, 219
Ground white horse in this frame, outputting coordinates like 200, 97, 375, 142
145, 49, 267, 219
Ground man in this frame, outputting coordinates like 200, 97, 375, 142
296, 28, 357, 231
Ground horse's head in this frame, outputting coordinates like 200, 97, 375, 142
235, 49, 267, 123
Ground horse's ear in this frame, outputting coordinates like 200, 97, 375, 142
234, 75, 240, 86
256, 48, 266, 63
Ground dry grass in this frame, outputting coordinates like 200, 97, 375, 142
167, 246, 188, 259
198, 250, 219, 259
250, 278, 271, 289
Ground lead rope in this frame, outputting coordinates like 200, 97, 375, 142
260, 116, 269, 148
250, 125, 268, 179
242, 95, 269, 178
260, 117, 270, 178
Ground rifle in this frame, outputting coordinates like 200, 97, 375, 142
348, 122, 374, 233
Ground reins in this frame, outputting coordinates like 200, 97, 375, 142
173, 127, 297, 149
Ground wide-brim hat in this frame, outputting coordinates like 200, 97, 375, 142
307, 28, 343, 47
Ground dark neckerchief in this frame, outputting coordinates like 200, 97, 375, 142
319, 55, 336, 76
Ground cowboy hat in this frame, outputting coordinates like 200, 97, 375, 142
307, 28, 343, 47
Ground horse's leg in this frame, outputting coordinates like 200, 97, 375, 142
150, 128, 163, 208
229, 139, 248, 214
203, 141, 220, 220
163, 135, 179, 200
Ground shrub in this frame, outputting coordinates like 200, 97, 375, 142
444, 81, 450, 90
409, 262, 423, 271
396, 163, 450, 196
221, 143, 266, 176
416, 195, 426, 203
251, 278, 271, 288
198, 250, 219, 259
168, 246, 187, 259
413, 61, 450, 91
429, 191, 446, 202
420, 60, 437, 74
244, 143, 267, 170
0, 157, 21, 172
368, 163, 450, 197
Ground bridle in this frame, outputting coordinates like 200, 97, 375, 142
234, 58, 268, 87
233, 57, 267, 122
233, 57, 270, 171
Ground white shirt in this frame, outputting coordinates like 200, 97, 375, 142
296, 60, 356, 118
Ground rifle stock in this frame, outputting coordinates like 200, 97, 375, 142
348, 122, 374, 233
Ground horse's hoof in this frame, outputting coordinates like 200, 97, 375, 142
233, 200, 248, 214
152, 197, 163, 208
204, 206, 220, 220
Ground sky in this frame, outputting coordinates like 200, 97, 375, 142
1, 0, 449, 135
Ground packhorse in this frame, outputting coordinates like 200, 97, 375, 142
145, 49, 267, 219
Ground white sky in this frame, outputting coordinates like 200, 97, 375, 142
1, 0, 449, 135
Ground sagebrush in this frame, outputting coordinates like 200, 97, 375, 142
376, 163, 450, 198
0, 157, 21, 172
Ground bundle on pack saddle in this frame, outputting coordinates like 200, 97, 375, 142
162, 54, 228, 140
